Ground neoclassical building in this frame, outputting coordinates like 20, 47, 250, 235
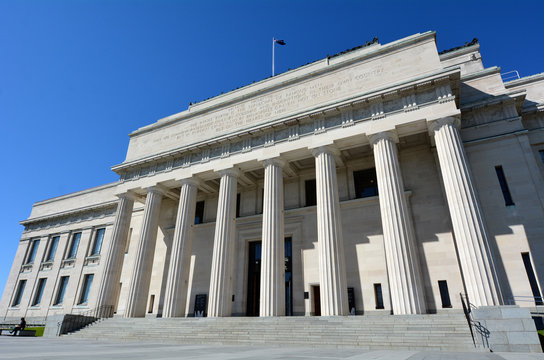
2, 32, 544, 321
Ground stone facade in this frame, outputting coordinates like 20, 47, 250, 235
2, 32, 544, 326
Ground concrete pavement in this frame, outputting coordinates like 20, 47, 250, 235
0, 337, 542, 360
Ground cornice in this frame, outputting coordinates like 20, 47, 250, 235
439, 43, 480, 61
460, 66, 501, 82
112, 67, 460, 174
504, 72, 544, 88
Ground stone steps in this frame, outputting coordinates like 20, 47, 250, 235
68, 314, 477, 351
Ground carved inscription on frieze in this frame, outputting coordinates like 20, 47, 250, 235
130, 66, 386, 160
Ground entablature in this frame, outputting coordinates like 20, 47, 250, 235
113, 68, 461, 190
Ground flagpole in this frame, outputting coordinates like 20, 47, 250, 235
272, 37, 275, 76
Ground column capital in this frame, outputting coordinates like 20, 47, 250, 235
311, 145, 340, 158
147, 185, 168, 196
368, 130, 399, 148
262, 157, 286, 169
217, 168, 240, 178
428, 116, 461, 135
179, 177, 201, 188
117, 191, 138, 201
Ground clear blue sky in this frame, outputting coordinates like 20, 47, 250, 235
1, 0, 543, 296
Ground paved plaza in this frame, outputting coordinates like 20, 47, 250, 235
0, 337, 542, 360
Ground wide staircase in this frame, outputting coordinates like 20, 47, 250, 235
68, 312, 479, 351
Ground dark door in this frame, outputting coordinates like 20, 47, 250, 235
312, 285, 321, 316
246, 241, 261, 316
285, 238, 293, 316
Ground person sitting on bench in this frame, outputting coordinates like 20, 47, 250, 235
10, 317, 26, 336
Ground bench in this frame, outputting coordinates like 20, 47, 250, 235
0, 328, 36, 336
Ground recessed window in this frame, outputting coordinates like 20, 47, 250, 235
521, 253, 543, 306
438, 280, 452, 308
539, 150, 544, 164
195, 201, 205, 224
12, 280, 26, 307
495, 166, 514, 206
236, 193, 241, 218
26, 239, 40, 264
374, 283, 384, 309
67, 232, 81, 259
78, 274, 94, 305
32, 278, 47, 306
54, 276, 69, 305
45, 236, 60, 262
90, 228, 105, 255
354, 168, 378, 198
305, 179, 317, 207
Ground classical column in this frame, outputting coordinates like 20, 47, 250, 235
124, 186, 164, 317
312, 146, 349, 316
208, 169, 238, 317
370, 131, 426, 314
260, 158, 285, 317
429, 117, 501, 306
163, 178, 199, 318
95, 192, 135, 310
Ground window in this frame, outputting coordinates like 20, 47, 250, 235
305, 179, 317, 206
45, 236, 60, 262
26, 239, 40, 264
78, 274, 94, 305
438, 280, 452, 308
521, 253, 543, 305
54, 276, 69, 305
495, 166, 514, 206
374, 283, 384, 309
32, 278, 47, 306
539, 150, 544, 164
12, 280, 26, 307
194, 201, 205, 224
236, 193, 241, 218
91, 228, 105, 255
67, 232, 81, 259
353, 168, 378, 198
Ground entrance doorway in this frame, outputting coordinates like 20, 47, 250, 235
246, 238, 293, 316
312, 285, 321, 316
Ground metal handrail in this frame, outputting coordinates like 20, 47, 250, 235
460, 293, 490, 349
59, 304, 113, 335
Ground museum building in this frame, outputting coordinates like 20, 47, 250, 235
2, 32, 544, 321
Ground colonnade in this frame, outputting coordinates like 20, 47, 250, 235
97, 117, 501, 318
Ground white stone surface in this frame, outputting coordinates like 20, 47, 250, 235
430, 117, 501, 307
124, 187, 164, 317
370, 131, 426, 314
162, 178, 199, 318
313, 146, 349, 316
208, 169, 238, 317
260, 158, 285, 316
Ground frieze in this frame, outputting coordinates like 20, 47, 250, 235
119, 83, 455, 182
461, 101, 519, 128
23, 204, 117, 233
